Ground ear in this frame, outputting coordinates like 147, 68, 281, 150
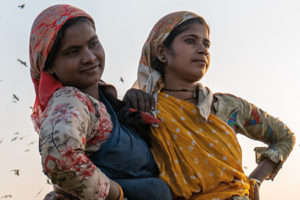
155, 44, 167, 63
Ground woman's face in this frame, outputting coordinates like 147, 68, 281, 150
50, 20, 105, 90
163, 22, 210, 84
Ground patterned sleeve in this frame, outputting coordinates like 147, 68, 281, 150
213, 93, 295, 180
39, 88, 111, 199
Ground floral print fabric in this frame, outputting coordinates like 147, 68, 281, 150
213, 93, 295, 180
39, 87, 113, 199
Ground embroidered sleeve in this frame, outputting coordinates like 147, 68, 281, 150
39, 88, 111, 199
214, 93, 295, 180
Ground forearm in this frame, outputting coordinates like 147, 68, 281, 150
42, 148, 110, 199
46, 179, 122, 200
248, 158, 278, 182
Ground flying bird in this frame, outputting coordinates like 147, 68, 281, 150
11, 169, 20, 176
0, 195, 13, 199
18, 4, 25, 9
19, 135, 28, 140
120, 77, 124, 83
12, 94, 19, 103
10, 136, 18, 142
17, 58, 27, 67
27, 141, 36, 146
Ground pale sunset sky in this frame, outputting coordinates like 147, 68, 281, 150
0, 0, 299, 199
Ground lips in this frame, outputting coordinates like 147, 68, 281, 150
80, 64, 101, 73
192, 59, 207, 66
192, 55, 208, 65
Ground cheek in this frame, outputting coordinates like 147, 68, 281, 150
206, 53, 211, 66
97, 44, 105, 57
53, 60, 75, 77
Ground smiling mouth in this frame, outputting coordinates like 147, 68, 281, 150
80, 64, 101, 73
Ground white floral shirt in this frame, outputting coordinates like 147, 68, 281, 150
39, 87, 113, 200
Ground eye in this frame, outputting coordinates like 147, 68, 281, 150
184, 38, 195, 44
65, 48, 79, 56
89, 40, 99, 48
203, 41, 211, 49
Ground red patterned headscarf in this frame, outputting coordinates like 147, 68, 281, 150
29, 4, 94, 132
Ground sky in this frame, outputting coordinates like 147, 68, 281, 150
0, 0, 299, 199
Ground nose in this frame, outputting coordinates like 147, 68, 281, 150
197, 42, 209, 55
81, 47, 96, 64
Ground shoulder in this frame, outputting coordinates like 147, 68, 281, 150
213, 92, 252, 108
40, 87, 106, 126
214, 92, 242, 102
47, 87, 105, 113
50, 87, 88, 104
213, 93, 252, 120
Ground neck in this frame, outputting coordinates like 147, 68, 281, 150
163, 81, 199, 104
80, 84, 99, 100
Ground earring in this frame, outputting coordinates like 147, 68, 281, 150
159, 57, 166, 62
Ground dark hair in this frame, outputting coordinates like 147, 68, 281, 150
151, 18, 209, 79
44, 17, 95, 71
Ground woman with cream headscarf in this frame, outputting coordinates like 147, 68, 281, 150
134, 11, 295, 200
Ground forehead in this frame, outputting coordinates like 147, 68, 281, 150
60, 20, 96, 47
178, 22, 209, 39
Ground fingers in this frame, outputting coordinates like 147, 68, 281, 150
124, 88, 155, 112
136, 90, 148, 112
124, 89, 138, 109
149, 94, 155, 111
142, 92, 155, 112
124, 89, 155, 112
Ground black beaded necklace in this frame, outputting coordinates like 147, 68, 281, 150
161, 87, 199, 101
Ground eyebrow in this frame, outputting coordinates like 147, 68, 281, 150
88, 35, 99, 43
182, 34, 210, 43
60, 35, 99, 53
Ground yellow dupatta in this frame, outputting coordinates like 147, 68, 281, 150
151, 93, 255, 199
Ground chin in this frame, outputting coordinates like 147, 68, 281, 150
193, 72, 205, 81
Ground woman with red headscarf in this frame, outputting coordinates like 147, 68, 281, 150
30, 4, 171, 200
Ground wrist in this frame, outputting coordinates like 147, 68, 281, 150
108, 180, 123, 200
116, 182, 124, 200
251, 177, 262, 187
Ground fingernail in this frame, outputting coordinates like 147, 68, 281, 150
151, 106, 155, 111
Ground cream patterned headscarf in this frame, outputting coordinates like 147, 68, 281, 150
137, 11, 213, 120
